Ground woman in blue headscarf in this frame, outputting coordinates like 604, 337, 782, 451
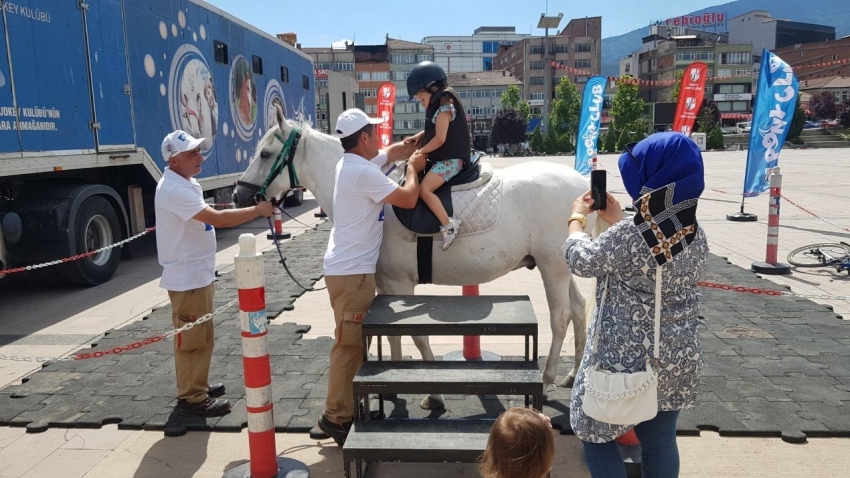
562, 132, 709, 478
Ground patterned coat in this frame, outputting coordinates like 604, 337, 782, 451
564, 217, 708, 443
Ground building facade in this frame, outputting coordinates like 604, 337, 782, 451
729, 10, 836, 54
493, 17, 602, 118
638, 36, 754, 124
301, 45, 356, 134
771, 37, 850, 82
422, 26, 528, 73
387, 39, 434, 142
447, 70, 523, 150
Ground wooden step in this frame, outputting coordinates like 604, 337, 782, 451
342, 419, 494, 477
364, 295, 538, 337
354, 360, 543, 398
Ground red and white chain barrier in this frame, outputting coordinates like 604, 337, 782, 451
0, 227, 156, 276
0, 298, 238, 363
234, 234, 279, 478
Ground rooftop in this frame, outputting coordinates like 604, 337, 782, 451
448, 70, 522, 87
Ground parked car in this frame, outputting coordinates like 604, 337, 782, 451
804, 121, 821, 129
821, 119, 839, 128
736, 122, 751, 134
721, 127, 735, 135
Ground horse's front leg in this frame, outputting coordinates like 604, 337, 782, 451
376, 275, 444, 410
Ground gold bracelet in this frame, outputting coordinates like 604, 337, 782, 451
568, 213, 587, 228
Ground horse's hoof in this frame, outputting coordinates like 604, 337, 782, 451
560, 375, 576, 388
420, 396, 445, 410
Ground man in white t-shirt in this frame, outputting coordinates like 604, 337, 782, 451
155, 130, 274, 418
314, 109, 426, 446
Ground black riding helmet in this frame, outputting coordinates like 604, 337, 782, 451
406, 61, 448, 100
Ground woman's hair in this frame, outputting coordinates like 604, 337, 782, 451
479, 407, 555, 478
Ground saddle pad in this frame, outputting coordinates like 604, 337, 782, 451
389, 169, 503, 242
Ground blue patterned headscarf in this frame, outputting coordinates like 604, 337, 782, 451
617, 132, 705, 266
617, 132, 705, 203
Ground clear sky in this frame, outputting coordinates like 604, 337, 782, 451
204, 0, 726, 46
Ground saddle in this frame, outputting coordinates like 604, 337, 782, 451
392, 151, 484, 234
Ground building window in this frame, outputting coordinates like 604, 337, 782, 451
530, 92, 545, 100
530, 61, 544, 70
483, 57, 493, 71
717, 102, 732, 112
676, 51, 713, 61
482, 41, 501, 53
574, 44, 591, 53
721, 52, 750, 65
732, 101, 749, 111
530, 76, 544, 85
302, 75, 310, 90
717, 68, 732, 78
336, 61, 354, 71
530, 46, 543, 54
252, 55, 264, 75
733, 68, 750, 77
214, 40, 229, 64
391, 53, 416, 64
315, 79, 328, 88
356, 71, 371, 81
552, 44, 569, 53
392, 71, 408, 81
372, 71, 390, 81
575, 59, 591, 68
280, 66, 289, 83
575, 76, 589, 83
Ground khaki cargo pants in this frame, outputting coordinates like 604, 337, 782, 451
168, 282, 215, 404
323, 274, 376, 425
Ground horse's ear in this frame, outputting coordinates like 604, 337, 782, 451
275, 103, 287, 134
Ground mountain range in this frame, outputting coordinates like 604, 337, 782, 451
601, 0, 850, 77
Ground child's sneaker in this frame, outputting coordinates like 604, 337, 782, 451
440, 217, 462, 251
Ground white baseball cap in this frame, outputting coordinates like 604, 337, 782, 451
161, 130, 206, 162
334, 109, 385, 138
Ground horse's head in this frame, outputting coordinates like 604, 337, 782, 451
233, 103, 299, 207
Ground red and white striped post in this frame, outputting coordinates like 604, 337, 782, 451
267, 207, 291, 241
443, 284, 501, 362
752, 167, 792, 275
591, 156, 598, 171
225, 234, 308, 478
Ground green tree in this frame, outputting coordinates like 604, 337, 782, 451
788, 96, 806, 140
530, 125, 544, 153
558, 133, 574, 153
839, 98, 850, 128
549, 76, 582, 138
616, 129, 631, 152
671, 70, 684, 103
544, 125, 558, 154
604, 128, 617, 152
500, 84, 531, 121
694, 99, 721, 133
490, 108, 527, 148
707, 124, 725, 150
612, 76, 645, 133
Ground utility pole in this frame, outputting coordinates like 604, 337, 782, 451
538, 12, 562, 134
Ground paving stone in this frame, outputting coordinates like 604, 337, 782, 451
700, 338, 741, 356
269, 374, 322, 399
273, 354, 330, 375
739, 356, 829, 377
281, 336, 333, 358
768, 375, 850, 404
811, 353, 850, 377
731, 398, 830, 440
10, 393, 108, 432
700, 353, 762, 379
796, 402, 850, 435
700, 377, 794, 402
0, 394, 49, 425
1, 372, 85, 397
721, 338, 791, 359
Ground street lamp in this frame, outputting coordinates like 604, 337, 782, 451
537, 12, 563, 134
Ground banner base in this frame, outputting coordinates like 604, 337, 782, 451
752, 261, 792, 275
727, 212, 758, 222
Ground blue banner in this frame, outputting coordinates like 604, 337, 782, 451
575, 76, 608, 175
743, 50, 799, 197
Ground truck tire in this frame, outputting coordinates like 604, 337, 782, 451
57, 196, 122, 286
284, 189, 304, 207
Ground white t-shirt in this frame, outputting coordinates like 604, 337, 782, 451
155, 168, 217, 291
323, 151, 399, 276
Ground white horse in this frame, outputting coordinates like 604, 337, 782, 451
234, 106, 597, 406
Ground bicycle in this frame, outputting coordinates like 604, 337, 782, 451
787, 242, 850, 274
